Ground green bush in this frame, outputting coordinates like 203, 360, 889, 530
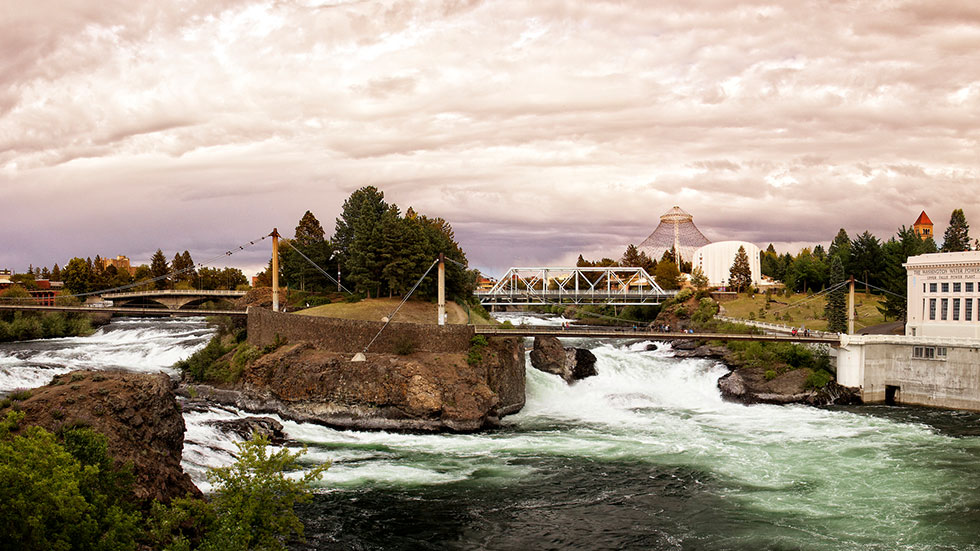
393, 338, 416, 356
0, 411, 142, 551
1, 412, 328, 551
804, 369, 834, 389
500, 320, 515, 329
467, 335, 489, 366
764, 370, 777, 381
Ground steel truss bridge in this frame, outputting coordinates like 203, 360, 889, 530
475, 267, 676, 306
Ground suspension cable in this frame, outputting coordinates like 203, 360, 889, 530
280, 239, 353, 294
361, 258, 440, 355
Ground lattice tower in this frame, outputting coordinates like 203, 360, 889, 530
638, 206, 711, 266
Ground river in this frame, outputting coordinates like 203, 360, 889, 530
1, 316, 978, 550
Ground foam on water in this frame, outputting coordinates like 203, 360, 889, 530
3, 316, 979, 549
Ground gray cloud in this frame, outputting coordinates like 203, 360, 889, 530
1, 0, 978, 277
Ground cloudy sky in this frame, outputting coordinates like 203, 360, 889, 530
2, 0, 978, 278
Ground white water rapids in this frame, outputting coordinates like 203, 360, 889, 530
1, 315, 978, 550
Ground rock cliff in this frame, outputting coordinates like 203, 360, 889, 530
5, 370, 200, 504
185, 336, 526, 432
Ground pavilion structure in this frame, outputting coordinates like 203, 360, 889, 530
638, 206, 711, 265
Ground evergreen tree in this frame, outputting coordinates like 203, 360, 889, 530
149, 249, 169, 290
40, 266, 50, 280
825, 255, 848, 333
284, 211, 332, 291
51, 264, 61, 282
828, 228, 851, 269
334, 187, 388, 297
690, 265, 709, 290
850, 231, 883, 291
654, 261, 680, 290
941, 208, 971, 252
878, 226, 928, 320
728, 245, 753, 293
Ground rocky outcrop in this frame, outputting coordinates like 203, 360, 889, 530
207, 416, 286, 444
183, 337, 525, 433
718, 368, 861, 406
5, 370, 201, 504
530, 336, 598, 383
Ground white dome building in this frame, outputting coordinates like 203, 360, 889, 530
692, 241, 761, 288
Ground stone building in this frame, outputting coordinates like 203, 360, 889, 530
905, 251, 980, 339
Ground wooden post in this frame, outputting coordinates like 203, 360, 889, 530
848, 275, 855, 335
271, 228, 280, 312
437, 254, 446, 326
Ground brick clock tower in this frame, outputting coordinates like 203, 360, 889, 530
913, 211, 934, 240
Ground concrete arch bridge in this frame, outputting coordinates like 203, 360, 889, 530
101, 289, 247, 310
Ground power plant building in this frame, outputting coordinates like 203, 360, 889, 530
905, 251, 980, 339
638, 206, 711, 265
692, 241, 762, 288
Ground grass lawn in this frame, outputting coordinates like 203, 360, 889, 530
720, 291, 889, 332
296, 297, 496, 325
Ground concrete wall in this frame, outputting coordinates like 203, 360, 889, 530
837, 334, 980, 411
247, 306, 474, 354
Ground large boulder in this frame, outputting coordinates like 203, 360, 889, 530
188, 337, 526, 433
718, 367, 861, 406
4, 370, 201, 504
530, 336, 598, 383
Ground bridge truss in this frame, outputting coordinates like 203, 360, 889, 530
476, 267, 676, 306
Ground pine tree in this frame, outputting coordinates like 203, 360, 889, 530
150, 249, 169, 290
828, 228, 851, 269
690, 265, 709, 290
51, 264, 61, 282
825, 256, 847, 333
941, 209, 971, 252
878, 226, 925, 320
728, 246, 753, 293
654, 261, 680, 290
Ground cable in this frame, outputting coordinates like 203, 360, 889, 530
280, 239, 353, 294
362, 258, 440, 354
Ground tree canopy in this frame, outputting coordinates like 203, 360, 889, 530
941, 208, 971, 252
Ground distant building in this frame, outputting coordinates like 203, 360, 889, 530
913, 211, 934, 240
0, 269, 11, 287
100, 255, 134, 274
905, 251, 980, 339
691, 241, 761, 288
477, 277, 497, 291
638, 206, 711, 265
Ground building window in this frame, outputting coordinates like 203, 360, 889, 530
913, 346, 923, 358
954, 282, 962, 293
967, 282, 975, 293
967, 299, 974, 322
937, 347, 947, 358
942, 282, 950, 293
914, 346, 940, 359
953, 298, 960, 321
930, 298, 937, 320
941, 298, 949, 320
930, 283, 938, 293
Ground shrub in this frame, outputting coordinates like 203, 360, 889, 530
393, 338, 416, 356
764, 370, 777, 381
198, 435, 329, 551
804, 369, 834, 389
467, 335, 489, 366
500, 320, 515, 329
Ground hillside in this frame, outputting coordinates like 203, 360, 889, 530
720, 291, 888, 331
297, 298, 496, 325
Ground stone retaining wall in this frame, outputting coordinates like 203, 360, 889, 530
246, 306, 474, 354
